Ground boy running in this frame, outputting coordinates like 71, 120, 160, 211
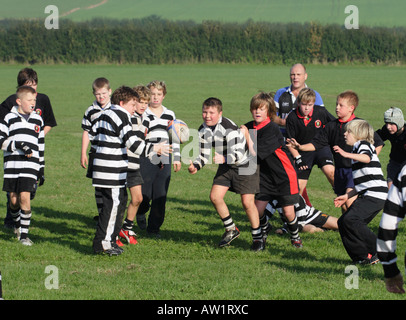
243, 92, 302, 248
188, 97, 263, 251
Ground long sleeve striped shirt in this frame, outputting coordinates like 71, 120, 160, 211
0, 106, 45, 181
127, 111, 153, 171
192, 117, 249, 170
351, 140, 388, 201
81, 101, 111, 151
377, 164, 406, 278
88, 104, 145, 188
143, 106, 181, 164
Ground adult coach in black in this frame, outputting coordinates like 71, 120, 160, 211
1, 68, 57, 228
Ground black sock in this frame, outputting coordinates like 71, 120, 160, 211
122, 218, 134, 231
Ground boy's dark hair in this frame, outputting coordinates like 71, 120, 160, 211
250, 92, 276, 118
16, 85, 36, 99
17, 68, 38, 87
338, 90, 359, 110
111, 86, 139, 105
202, 97, 222, 112
92, 77, 110, 92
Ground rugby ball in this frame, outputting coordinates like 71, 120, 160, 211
167, 119, 190, 144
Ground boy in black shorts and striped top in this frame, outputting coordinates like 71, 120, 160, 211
0, 86, 45, 246
242, 92, 302, 248
188, 97, 263, 251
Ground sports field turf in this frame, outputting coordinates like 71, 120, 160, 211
0, 63, 405, 303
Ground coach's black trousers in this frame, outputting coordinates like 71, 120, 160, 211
337, 196, 385, 262
93, 187, 127, 253
138, 156, 171, 234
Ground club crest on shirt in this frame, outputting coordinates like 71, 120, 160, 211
314, 120, 322, 128
35, 109, 42, 117
34, 125, 40, 133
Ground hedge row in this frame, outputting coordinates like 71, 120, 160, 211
0, 16, 405, 64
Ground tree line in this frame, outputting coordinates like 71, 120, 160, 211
0, 16, 405, 65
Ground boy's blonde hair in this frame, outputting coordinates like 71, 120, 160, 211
297, 88, 316, 104
16, 85, 36, 99
338, 90, 359, 110
147, 80, 167, 96
92, 77, 110, 92
202, 97, 222, 112
133, 85, 151, 102
345, 119, 375, 144
250, 92, 276, 118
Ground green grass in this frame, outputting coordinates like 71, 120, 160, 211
0, 64, 405, 302
1, 0, 405, 27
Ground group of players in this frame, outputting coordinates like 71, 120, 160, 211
1, 65, 406, 294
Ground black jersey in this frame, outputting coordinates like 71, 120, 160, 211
286, 105, 335, 144
311, 115, 384, 169
1, 93, 57, 128
376, 124, 406, 165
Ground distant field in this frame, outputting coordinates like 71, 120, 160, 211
1, 0, 404, 27
0, 64, 405, 302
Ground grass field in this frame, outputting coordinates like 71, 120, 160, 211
1, 0, 405, 27
0, 63, 405, 304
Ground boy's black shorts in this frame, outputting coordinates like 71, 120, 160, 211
3, 177, 37, 194
127, 170, 144, 188
256, 193, 299, 207
213, 164, 260, 194
297, 146, 334, 180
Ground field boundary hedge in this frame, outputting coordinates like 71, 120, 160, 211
1, 16, 405, 65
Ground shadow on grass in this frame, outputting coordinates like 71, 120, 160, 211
18, 205, 95, 255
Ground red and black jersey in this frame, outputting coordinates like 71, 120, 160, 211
286, 105, 335, 144
245, 119, 298, 196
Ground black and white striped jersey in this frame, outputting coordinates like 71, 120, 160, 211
192, 117, 249, 170
377, 164, 406, 278
352, 140, 388, 200
143, 106, 180, 163
81, 101, 111, 150
127, 112, 153, 171
0, 106, 44, 181
88, 104, 145, 188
